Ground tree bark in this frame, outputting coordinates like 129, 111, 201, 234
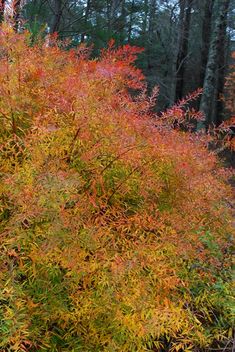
81, 0, 91, 43
127, 0, 134, 42
198, 0, 230, 129
147, 0, 157, 70
0, 0, 6, 24
118, 0, 126, 41
175, 0, 193, 102
199, 0, 214, 89
141, 0, 148, 37
107, 0, 121, 34
215, 0, 230, 125
50, 0, 63, 33
12, 0, 21, 31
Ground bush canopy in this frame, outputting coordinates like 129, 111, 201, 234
0, 26, 234, 352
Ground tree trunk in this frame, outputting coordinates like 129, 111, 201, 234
215, 0, 230, 125
118, 0, 126, 41
141, 0, 148, 37
50, 0, 63, 34
107, 0, 121, 34
198, 0, 230, 129
81, 0, 91, 43
199, 0, 214, 88
127, 0, 135, 42
0, 0, 6, 24
12, 0, 21, 31
175, 0, 193, 102
147, 0, 157, 70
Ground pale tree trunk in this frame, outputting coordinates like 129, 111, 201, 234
199, 0, 214, 89
12, 0, 21, 31
198, 0, 230, 129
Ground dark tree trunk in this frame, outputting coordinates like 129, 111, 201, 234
81, 0, 91, 43
50, 0, 63, 33
0, 0, 6, 24
118, 0, 126, 41
107, 0, 121, 34
215, 0, 230, 125
127, 0, 135, 42
198, 0, 230, 129
147, 0, 157, 70
175, 0, 193, 102
141, 0, 148, 37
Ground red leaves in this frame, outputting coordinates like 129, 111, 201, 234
98, 40, 145, 90
159, 88, 204, 128
102, 39, 144, 64
207, 116, 235, 151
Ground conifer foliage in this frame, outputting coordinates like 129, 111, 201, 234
0, 26, 234, 351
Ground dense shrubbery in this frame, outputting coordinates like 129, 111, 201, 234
0, 26, 234, 351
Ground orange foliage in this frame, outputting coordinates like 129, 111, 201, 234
0, 25, 234, 351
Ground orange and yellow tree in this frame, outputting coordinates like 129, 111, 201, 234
0, 26, 234, 352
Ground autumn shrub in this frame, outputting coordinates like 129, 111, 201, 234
0, 25, 234, 352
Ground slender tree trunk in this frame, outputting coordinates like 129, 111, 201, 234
199, 0, 214, 88
147, 0, 157, 70
119, 0, 126, 41
198, 0, 230, 129
12, 0, 21, 31
175, 0, 193, 102
81, 0, 91, 43
106, 0, 111, 33
50, 0, 63, 33
215, 0, 230, 125
141, 0, 148, 37
0, 0, 6, 24
127, 0, 135, 42
107, 0, 121, 34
